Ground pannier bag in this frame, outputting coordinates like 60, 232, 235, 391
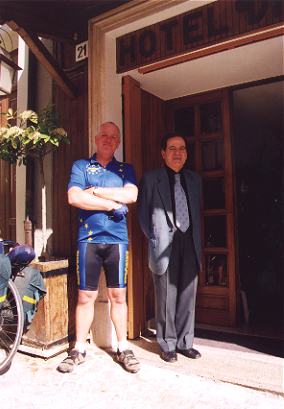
0, 254, 12, 307
14, 267, 46, 331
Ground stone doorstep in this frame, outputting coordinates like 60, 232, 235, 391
131, 337, 284, 396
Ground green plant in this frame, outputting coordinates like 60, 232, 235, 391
0, 106, 68, 164
0, 105, 69, 256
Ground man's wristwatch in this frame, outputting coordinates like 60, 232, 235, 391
93, 186, 98, 195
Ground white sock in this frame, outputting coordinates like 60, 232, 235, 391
117, 340, 129, 352
75, 342, 87, 354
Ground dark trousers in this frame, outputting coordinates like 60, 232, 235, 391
153, 229, 198, 352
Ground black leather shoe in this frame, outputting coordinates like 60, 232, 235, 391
177, 348, 201, 359
160, 350, 177, 363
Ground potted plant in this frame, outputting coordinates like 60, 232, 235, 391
0, 106, 69, 258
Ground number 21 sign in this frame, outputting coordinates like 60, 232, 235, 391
75, 41, 88, 62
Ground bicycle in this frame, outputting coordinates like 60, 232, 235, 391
0, 240, 35, 374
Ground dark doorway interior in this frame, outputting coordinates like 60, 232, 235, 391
232, 80, 283, 332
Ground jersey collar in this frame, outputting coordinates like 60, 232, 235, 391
90, 154, 118, 167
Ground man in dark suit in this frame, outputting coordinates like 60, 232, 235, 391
138, 133, 202, 362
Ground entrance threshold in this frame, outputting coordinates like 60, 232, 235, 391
195, 323, 284, 358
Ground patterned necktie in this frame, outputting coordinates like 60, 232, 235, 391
174, 173, 190, 232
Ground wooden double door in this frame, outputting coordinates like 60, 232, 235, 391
123, 77, 236, 339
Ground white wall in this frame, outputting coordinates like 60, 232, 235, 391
127, 36, 284, 100
16, 37, 28, 244
104, 35, 124, 161
33, 39, 53, 257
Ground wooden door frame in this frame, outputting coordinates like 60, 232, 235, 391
122, 75, 144, 339
88, 2, 239, 336
122, 83, 237, 334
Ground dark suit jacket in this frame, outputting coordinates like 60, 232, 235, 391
138, 167, 202, 275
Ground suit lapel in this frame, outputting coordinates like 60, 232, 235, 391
157, 168, 174, 226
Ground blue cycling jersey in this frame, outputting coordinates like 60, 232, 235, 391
68, 154, 137, 244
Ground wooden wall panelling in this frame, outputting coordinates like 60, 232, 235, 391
0, 96, 16, 241
52, 43, 88, 339
52, 61, 88, 259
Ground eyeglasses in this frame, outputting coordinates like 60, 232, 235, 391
167, 146, 187, 153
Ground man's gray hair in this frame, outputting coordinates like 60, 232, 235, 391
99, 122, 121, 138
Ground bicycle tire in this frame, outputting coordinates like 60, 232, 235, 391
0, 279, 24, 373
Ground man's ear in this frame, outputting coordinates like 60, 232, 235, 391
161, 149, 166, 160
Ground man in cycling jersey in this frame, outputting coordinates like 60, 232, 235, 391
57, 122, 140, 374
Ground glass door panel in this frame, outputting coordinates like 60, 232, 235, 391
174, 107, 194, 136
205, 254, 228, 286
202, 140, 224, 171
166, 89, 236, 325
204, 215, 227, 248
200, 101, 222, 133
203, 178, 225, 209
185, 141, 195, 170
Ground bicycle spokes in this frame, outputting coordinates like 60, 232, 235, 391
0, 281, 24, 373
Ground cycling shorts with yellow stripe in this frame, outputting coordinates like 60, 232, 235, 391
77, 242, 128, 291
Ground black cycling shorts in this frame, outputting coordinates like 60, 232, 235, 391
77, 242, 128, 291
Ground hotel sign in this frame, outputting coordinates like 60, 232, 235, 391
116, 0, 283, 73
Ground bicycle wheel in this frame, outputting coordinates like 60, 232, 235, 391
0, 279, 24, 373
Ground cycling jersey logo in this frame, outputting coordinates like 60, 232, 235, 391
86, 163, 101, 175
